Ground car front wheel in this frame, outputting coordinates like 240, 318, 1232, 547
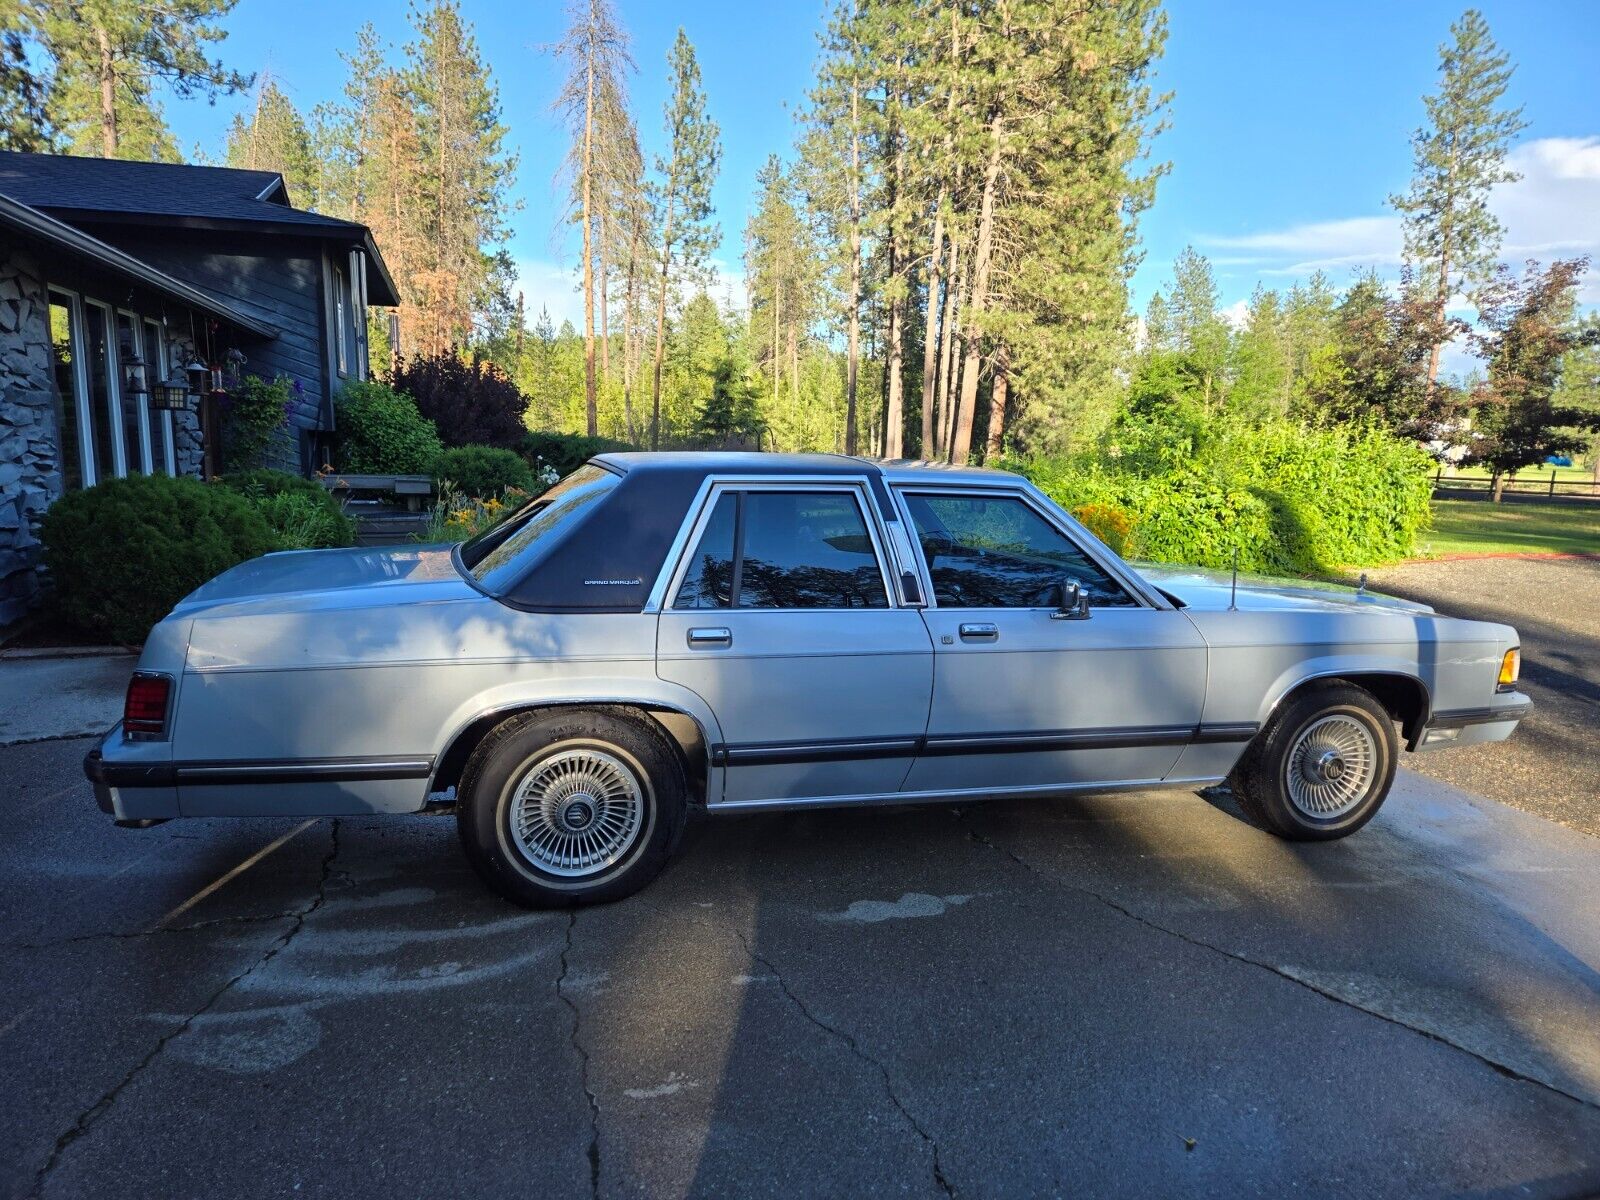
457, 708, 688, 907
1229, 682, 1398, 840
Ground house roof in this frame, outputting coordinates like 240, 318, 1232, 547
0, 151, 399, 306
0, 191, 280, 340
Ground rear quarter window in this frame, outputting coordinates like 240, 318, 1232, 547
460, 465, 619, 594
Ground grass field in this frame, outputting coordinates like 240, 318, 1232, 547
1420, 500, 1600, 558
1439, 463, 1595, 484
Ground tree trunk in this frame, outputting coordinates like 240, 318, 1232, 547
1491, 471, 1505, 503
918, 209, 945, 458
513, 291, 525, 378
580, 48, 598, 436
985, 347, 1009, 462
934, 235, 962, 461
599, 211, 610, 387
844, 82, 862, 457
622, 220, 642, 443
95, 25, 117, 157
950, 114, 1004, 467
883, 109, 904, 460
649, 191, 678, 450
772, 286, 781, 408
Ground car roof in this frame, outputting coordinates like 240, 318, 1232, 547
593, 451, 1023, 487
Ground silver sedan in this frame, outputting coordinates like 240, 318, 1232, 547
86, 453, 1531, 906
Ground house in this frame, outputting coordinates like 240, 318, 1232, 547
0, 151, 399, 625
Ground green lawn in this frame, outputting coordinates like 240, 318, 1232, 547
1420, 500, 1600, 557
1439, 463, 1594, 483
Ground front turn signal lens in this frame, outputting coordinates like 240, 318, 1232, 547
1496, 647, 1520, 692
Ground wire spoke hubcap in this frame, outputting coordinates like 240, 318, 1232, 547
510, 748, 646, 877
1286, 714, 1377, 819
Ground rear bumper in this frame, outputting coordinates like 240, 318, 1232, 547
83, 724, 181, 820
1412, 694, 1533, 751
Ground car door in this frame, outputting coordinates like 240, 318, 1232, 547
656, 480, 934, 808
897, 487, 1208, 796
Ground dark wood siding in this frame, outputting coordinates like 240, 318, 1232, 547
77, 227, 340, 437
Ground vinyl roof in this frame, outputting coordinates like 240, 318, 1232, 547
595, 451, 1021, 485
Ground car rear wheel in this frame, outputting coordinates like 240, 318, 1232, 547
1229, 682, 1397, 840
457, 708, 688, 907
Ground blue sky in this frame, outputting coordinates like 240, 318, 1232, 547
167, 0, 1599, 333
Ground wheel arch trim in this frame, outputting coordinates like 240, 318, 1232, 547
428, 687, 724, 802
1258, 664, 1433, 748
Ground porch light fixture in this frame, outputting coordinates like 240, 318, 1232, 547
122, 353, 149, 402
150, 370, 192, 410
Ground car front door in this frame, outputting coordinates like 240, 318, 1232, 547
656, 480, 934, 808
897, 487, 1209, 797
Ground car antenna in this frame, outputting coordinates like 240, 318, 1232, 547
1229, 548, 1239, 611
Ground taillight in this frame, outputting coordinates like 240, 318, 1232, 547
1496, 648, 1520, 693
124, 673, 172, 738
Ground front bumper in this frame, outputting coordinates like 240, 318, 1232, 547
1412, 693, 1534, 751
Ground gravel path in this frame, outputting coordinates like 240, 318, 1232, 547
1365, 556, 1600, 836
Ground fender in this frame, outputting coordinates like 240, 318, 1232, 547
428, 674, 727, 799
1256, 656, 1433, 729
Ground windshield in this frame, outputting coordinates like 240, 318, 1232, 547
458, 464, 619, 593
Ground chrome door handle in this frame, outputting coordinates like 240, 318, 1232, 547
958, 622, 999, 642
687, 627, 732, 649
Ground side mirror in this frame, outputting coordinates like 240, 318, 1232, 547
1052, 578, 1091, 621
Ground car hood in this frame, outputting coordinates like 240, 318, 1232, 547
1132, 563, 1433, 614
171, 544, 478, 618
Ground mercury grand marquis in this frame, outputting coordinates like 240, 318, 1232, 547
85, 453, 1531, 906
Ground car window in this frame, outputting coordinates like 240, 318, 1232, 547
903, 492, 1137, 608
459, 465, 618, 592
674, 494, 737, 609
673, 490, 888, 610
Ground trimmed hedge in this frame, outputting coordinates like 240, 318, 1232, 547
42, 474, 279, 644
520, 431, 636, 478
1010, 417, 1433, 574
433, 445, 535, 500
333, 381, 444, 474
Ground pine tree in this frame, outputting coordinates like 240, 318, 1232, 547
0, 26, 52, 150
555, 0, 634, 436
224, 77, 318, 205
401, 0, 517, 356
25, 0, 251, 160
646, 29, 720, 449
1390, 9, 1527, 393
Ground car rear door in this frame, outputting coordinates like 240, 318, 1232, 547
655, 478, 934, 808
897, 487, 1210, 795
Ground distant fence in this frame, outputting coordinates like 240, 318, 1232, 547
1432, 467, 1600, 505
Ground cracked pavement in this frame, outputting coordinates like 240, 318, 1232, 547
3, 736, 1599, 1198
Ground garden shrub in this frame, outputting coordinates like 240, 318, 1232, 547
221, 374, 295, 472
1070, 502, 1136, 555
216, 470, 355, 550
1009, 415, 1433, 574
433, 444, 535, 500
42, 474, 279, 644
520, 431, 636, 479
391, 351, 529, 449
333, 381, 444, 475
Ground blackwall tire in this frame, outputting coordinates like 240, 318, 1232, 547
1229, 683, 1398, 841
457, 708, 687, 908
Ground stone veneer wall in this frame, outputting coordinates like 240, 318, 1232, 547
0, 255, 207, 626
0, 250, 65, 626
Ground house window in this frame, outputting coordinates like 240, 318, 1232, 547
143, 318, 174, 475
333, 263, 348, 377
48, 292, 89, 490
82, 301, 123, 478
115, 312, 150, 474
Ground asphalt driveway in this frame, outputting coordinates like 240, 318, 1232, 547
3, 737, 1598, 1198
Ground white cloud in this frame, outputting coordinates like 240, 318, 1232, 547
1194, 136, 1600, 299
1219, 298, 1251, 330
